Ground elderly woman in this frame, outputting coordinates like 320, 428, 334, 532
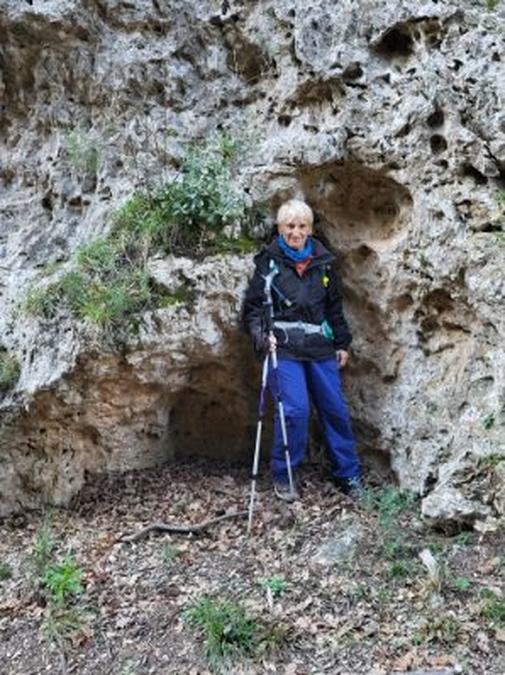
242, 199, 361, 501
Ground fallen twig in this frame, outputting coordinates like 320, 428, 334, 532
119, 510, 249, 543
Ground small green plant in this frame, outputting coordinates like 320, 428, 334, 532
375, 585, 393, 605
478, 453, 505, 471
42, 603, 90, 648
161, 543, 180, 567
24, 284, 61, 318
453, 576, 472, 592
65, 129, 101, 174
480, 589, 505, 626
0, 350, 20, 391
29, 521, 56, 576
382, 534, 417, 561
487, 0, 500, 10
412, 631, 424, 646
387, 560, 418, 579
185, 596, 276, 667
482, 413, 496, 430
43, 554, 84, 604
258, 575, 288, 597
422, 612, 461, 645
210, 233, 257, 255
0, 562, 13, 580
119, 659, 139, 675
363, 486, 417, 529
454, 531, 473, 546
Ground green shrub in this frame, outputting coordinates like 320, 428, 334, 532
43, 554, 84, 604
112, 133, 247, 255
453, 531, 473, 546
24, 284, 61, 318
423, 613, 461, 645
482, 413, 496, 430
382, 534, 412, 561
0, 350, 20, 391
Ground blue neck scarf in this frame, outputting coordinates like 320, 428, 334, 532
278, 235, 314, 262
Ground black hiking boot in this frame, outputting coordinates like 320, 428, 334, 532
335, 477, 364, 502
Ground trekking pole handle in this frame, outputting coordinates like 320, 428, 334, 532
262, 260, 279, 335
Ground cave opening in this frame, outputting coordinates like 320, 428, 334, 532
167, 162, 413, 480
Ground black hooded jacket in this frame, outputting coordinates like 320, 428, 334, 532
242, 237, 352, 360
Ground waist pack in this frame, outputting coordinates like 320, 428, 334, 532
273, 320, 334, 345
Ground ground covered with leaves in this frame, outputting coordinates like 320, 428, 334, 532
1, 461, 504, 675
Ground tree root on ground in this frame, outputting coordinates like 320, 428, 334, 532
119, 510, 249, 543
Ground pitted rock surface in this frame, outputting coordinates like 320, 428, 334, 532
0, 0, 504, 520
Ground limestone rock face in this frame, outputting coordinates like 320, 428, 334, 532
0, 0, 504, 522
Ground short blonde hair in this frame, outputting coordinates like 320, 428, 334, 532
277, 199, 314, 228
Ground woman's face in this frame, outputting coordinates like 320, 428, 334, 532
278, 216, 313, 250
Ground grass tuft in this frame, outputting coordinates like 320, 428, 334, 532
184, 596, 279, 668
480, 589, 505, 626
0, 349, 20, 391
29, 520, 56, 577
363, 486, 417, 529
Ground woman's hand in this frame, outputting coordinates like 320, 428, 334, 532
252, 331, 277, 356
336, 350, 349, 368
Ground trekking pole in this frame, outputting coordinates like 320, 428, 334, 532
247, 352, 270, 535
263, 261, 295, 498
268, 337, 295, 497
246, 261, 295, 534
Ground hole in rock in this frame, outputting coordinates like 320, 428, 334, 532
430, 134, 447, 154
278, 114, 292, 127
41, 195, 53, 211
427, 107, 445, 128
296, 161, 413, 247
462, 164, 488, 185
225, 34, 271, 84
343, 62, 363, 80
394, 294, 414, 312
374, 25, 414, 58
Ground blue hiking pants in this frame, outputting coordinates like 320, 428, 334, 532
269, 357, 360, 484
